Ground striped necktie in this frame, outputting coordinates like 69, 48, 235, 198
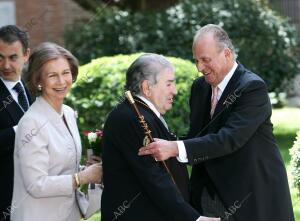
210, 86, 219, 118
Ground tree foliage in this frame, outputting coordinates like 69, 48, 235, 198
73, 0, 179, 12
65, 53, 199, 135
290, 130, 300, 195
65, 0, 300, 91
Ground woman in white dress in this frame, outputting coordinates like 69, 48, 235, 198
11, 42, 102, 221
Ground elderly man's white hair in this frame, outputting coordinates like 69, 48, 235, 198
125, 53, 175, 95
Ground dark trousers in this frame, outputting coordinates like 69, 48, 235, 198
200, 187, 236, 221
0, 206, 11, 221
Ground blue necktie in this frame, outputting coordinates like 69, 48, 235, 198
13, 82, 29, 111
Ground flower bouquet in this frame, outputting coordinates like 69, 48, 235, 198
82, 129, 103, 158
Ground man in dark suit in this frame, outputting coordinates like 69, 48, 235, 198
0, 25, 33, 221
101, 54, 219, 221
139, 24, 294, 221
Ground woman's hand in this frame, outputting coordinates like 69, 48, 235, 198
79, 163, 103, 185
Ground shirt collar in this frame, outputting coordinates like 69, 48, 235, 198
0, 77, 22, 90
136, 95, 161, 118
216, 61, 238, 93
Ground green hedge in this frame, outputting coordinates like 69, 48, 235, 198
65, 53, 199, 137
65, 0, 300, 92
290, 130, 300, 194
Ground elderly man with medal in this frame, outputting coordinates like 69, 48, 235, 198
101, 53, 219, 221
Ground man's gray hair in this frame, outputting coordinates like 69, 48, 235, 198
125, 53, 174, 95
193, 24, 237, 60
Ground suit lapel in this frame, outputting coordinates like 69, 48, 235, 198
189, 80, 211, 138
21, 79, 35, 105
0, 79, 24, 124
211, 63, 244, 119
37, 97, 81, 166
133, 96, 175, 140
202, 82, 212, 121
63, 108, 82, 159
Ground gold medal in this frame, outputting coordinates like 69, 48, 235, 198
143, 136, 150, 146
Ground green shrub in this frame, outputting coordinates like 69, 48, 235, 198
65, 53, 199, 138
290, 130, 300, 194
65, 0, 300, 92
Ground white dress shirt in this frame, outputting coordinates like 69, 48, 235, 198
177, 62, 238, 162
137, 95, 161, 118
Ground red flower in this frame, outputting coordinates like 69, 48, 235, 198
82, 130, 91, 136
95, 129, 103, 137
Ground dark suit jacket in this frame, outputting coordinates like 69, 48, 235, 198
184, 62, 294, 221
0, 79, 33, 220
101, 97, 199, 221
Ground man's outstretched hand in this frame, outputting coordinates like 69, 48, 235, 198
198, 216, 220, 221
138, 138, 179, 161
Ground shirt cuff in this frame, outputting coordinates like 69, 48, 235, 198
13, 125, 17, 132
196, 216, 202, 221
176, 141, 188, 163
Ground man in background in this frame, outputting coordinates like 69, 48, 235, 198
0, 25, 33, 221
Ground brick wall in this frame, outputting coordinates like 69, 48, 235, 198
15, 0, 91, 49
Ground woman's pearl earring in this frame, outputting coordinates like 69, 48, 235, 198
38, 85, 42, 91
